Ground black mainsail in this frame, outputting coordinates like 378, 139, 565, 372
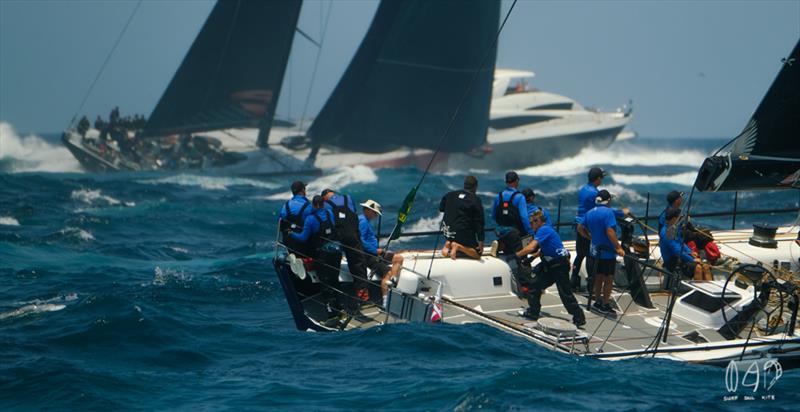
307, 0, 500, 153
695, 39, 800, 192
143, 0, 302, 147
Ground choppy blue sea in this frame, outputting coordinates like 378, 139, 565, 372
2, 125, 800, 411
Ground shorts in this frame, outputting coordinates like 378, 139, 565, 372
446, 230, 479, 249
666, 257, 696, 279
575, 232, 590, 256
593, 258, 616, 276
365, 253, 391, 278
495, 226, 522, 253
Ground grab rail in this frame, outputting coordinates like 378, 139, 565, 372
377, 190, 800, 239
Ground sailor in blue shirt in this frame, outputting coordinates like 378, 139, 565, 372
583, 189, 625, 314
322, 188, 370, 303
358, 199, 404, 307
279, 181, 312, 255
522, 188, 552, 226
516, 210, 585, 326
571, 167, 628, 291
491, 171, 535, 255
290, 196, 335, 245
659, 207, 710, 281
658, 190, 684, 232
288, 195, 343, 311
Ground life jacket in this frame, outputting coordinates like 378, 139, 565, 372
280, 199, 310, 233
495, 190, 522, 230
704, 241, 721, 264
326, 195, 359, 241
310, 211, 336, 251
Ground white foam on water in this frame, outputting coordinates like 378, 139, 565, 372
390, 214, 442, 245
151, 266, 191, 286
0, 303, 66, 320
517, 145, 707, 178
138, 174, 280, 191
60, 227, 95, 241
0, 294, 76, 321
612, 172, 697, 186
0, 216, 20, 226
0, 122, 83, 173
70, 188, 134, 207
263, 165, 378, 200
536, 183, 645, 203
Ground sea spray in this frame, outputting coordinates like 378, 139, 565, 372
0, 122, 83, 173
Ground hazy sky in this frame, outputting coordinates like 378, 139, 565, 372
1, 0, 798, 138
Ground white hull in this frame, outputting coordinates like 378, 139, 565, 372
275, 225, 800, 368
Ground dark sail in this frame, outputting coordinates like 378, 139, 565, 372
143, 0, 301, 143
307, 0, 500, 153
695, 39, 800, 192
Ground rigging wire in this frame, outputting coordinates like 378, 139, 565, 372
68, 0, 143, 128
384, 0, 518, 254
414, 0, 518, 190
297, 0, 334, 133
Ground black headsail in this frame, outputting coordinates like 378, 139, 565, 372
143, 0, 302, 147
695, 39, 800, 192
307, 0, 500, 153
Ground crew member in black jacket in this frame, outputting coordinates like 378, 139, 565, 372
439, 175, 485, 259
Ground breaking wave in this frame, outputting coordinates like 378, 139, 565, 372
71, 188, 135, 207
138, 174, 280, 191
263, 165, 378, 200
612, 172, 698, 186
0, 216, 20, 226
0, 122, 83, 173
517, 144, 707, 178
58, 227, 95, 242
0, 294, 77, 321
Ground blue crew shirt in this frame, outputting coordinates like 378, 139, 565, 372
491, 187, 534, 236
659, 225, 694, 265
576, 183, 624, 223
658, 207, 667, 231
323, 194, 357, 216
659, 207, 684, 242
279, 194, 311, 225
358, 214, 379, 255
526, 203, 553, 226
533, 225, 568, 258
290, 208, 334, 243
585, 205, 618, 259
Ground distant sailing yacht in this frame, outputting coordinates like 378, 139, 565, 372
62, 0, 316, 175
63, 0, 632, 175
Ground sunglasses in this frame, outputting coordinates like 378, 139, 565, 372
531, 219, 541, 223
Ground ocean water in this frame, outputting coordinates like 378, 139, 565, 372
2, 123, 800, 411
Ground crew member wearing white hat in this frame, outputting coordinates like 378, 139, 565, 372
358, 199, 404, 307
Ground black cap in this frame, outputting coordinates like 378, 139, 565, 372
291, 181, 306, 195
596, 189, 612, 202
521, 188, 534, 199
665, 206, 681, 221
321, 188, 334, 197
588, 167, 606, 182
505, 171, 519, 183
666, 190, 684, 205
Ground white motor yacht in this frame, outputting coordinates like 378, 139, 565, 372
441, 69, 632, 170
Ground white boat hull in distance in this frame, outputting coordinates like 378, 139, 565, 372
62, 128, 320, 176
